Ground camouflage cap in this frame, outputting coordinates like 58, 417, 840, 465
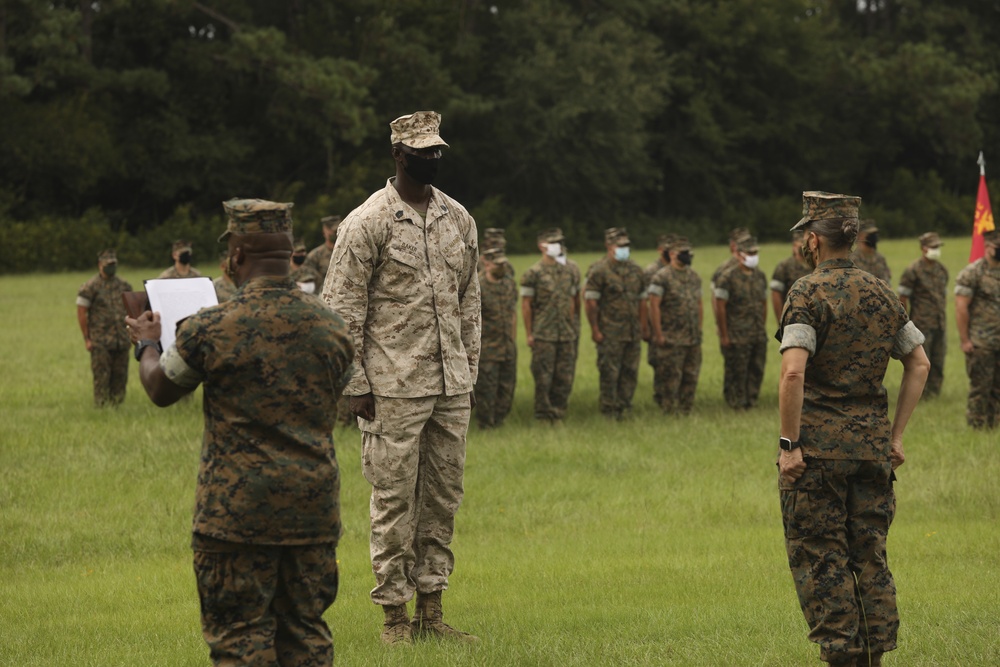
293, 238, 307, 252
172, 239, 192, 253
219, 198, 294, 242
656, 233, 677, 249
483, 228, 507, 251
321, 215, 341, 231
919, 232, 943, 248
737, 236, 760, 253
98, 249, 117, 262
671, 236, 692, 252
481, 246, 508, 264
538, 227, 566, 243
983, 229, 1000, 245
859, 219, 878, 234
791, 191, 861, 231
729, 227, 751, 242
390, 111, 449, 149
604, 227, 630, 246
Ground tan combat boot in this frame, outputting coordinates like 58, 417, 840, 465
410, 591, 480, 643
380, 604, 413, 646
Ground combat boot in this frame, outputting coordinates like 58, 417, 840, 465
410, 590, 480, 643
380, 604, 413, 646
856, 653, 883, 667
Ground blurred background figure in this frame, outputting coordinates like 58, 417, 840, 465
898, 232, 948, 398
158, 239, 201, 279
76, 249, 132, 406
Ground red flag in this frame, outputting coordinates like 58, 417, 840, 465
971, 152, 996, 262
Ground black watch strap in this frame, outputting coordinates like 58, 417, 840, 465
134, 339, 162, 361
779, 436, 800, 451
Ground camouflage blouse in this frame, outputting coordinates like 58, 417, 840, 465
648, 264, 702, 346
779, 258, 924, 460
76, 274, 133, 349
898, 258, 948, 331
584, 256, 647, 341
161, 276, 354, 545
955, 258, 1000, 350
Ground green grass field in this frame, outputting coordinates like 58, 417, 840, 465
1, 238, 998, 666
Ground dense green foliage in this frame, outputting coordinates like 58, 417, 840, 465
1, 0, 999, 271
3, 241, 999, 664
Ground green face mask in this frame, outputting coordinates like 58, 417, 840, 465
103, 263, 118, 277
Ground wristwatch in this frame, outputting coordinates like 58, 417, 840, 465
779, 436, 800, 451
134, 339, 162, 361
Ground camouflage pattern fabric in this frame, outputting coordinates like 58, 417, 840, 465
304, 243, 333, 287
162, 275, 354, 544
584, 256, 647, 341
898, 257, 948, 396
359, 393, 469, 606
850, 249, 892, 284
476, 270, 517, 428
710, 256, 738, 294
721, 342, 766, 409
715, 263, 768, 345
779, 459, 898, 664
649, 265, 702, 347
213, 276, 237, 302
290, 264, 320, 292
954, 258, 1000, 350
955, 253, 998, 427
192, 534, 339, 667
793, 191, 862, 229
475, 359, 516, 428
219, 198, 293, 239
645, 256, 670, 400
770, 254, 812, 303
335, 395, 355, 428
390, 110, 448, 149
76, 273, 133, 405
778, 258, 920, 460
964, 348, 1000, 428
595, 339, 641, 416
322, 178, 481, 398
529, 340, 576, 420
521, 260, 579, 342
655, 345, 701, 414
157, 265, 203, 279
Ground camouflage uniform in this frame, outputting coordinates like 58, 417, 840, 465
585, 252, 647, 417
291, 264, 320, 291
522, 258, 579, 420
304, 243, 334, 287
212, 275, 237, 302
644, 255, 670, 403
76, 267, 132, 406
778, 256, 924, 665
475, 261, 517, 428
955, 256, 1000, 428
323, 173, 481, 607
770, 254, 812, 306
157, 265, 202, 279
160, 254, 354, 665
715, 261, 768, 409
898, 256, 948, 397
850, 248, 891, 284
648, 262, 702, 414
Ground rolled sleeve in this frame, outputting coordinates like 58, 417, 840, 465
954, 284, 974, 298
897, 285, 913, 297
584, 290, 601, 301
779, 323, 817, 355
76, 295, 92, 308
160, 343, 203, 389
647, 284, 664, 297
520, 286, 536, 298
769, 279, 785, 293
714, 287, 730, 301
891, 320, 925, 359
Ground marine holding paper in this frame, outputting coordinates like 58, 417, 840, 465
127, 197, 354, 667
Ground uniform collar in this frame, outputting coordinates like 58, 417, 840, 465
386, 178, 449, 226
818, 258, 854, 270
238, 275, 297, 292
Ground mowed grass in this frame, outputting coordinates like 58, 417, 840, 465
1, 237, 998, 666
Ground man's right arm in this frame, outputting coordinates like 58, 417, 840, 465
127, 311, 196, 407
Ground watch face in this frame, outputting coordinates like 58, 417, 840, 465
779, 438, 792, 451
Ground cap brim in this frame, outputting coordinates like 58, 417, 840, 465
217, 230, 231, 243
790, 216, 810, 232
402, 135, 449, 150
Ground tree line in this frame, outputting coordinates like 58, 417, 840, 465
1, 0, 998, 272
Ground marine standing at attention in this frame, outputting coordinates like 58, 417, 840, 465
777, 191, 928, 667
323, 111, 481, 645
76, 249, 132, 406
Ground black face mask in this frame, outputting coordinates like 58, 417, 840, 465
677, 251, 692, 266
179, 251, 192, 265
992, 247, 1000, 261
403, 153, 440, 185
864, 233, 879, 249
103, 263, 117, 277
292, 255, 306, 266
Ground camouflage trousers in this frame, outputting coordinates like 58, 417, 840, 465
654, 344, 701, 414
722, 341, 766, 409
964, 346, 1000, 429
922, 328, 946, 398
192, 534, 339, 667
90, 345, 129, 406
530, 339, 577, 420
360, 393, 469, 606
647, 341, 663, 405
474, 357, 516, 428
779, 458, 898, 664
595, 338, 641, 416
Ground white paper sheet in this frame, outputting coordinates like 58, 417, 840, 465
144, 277, 219, 352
